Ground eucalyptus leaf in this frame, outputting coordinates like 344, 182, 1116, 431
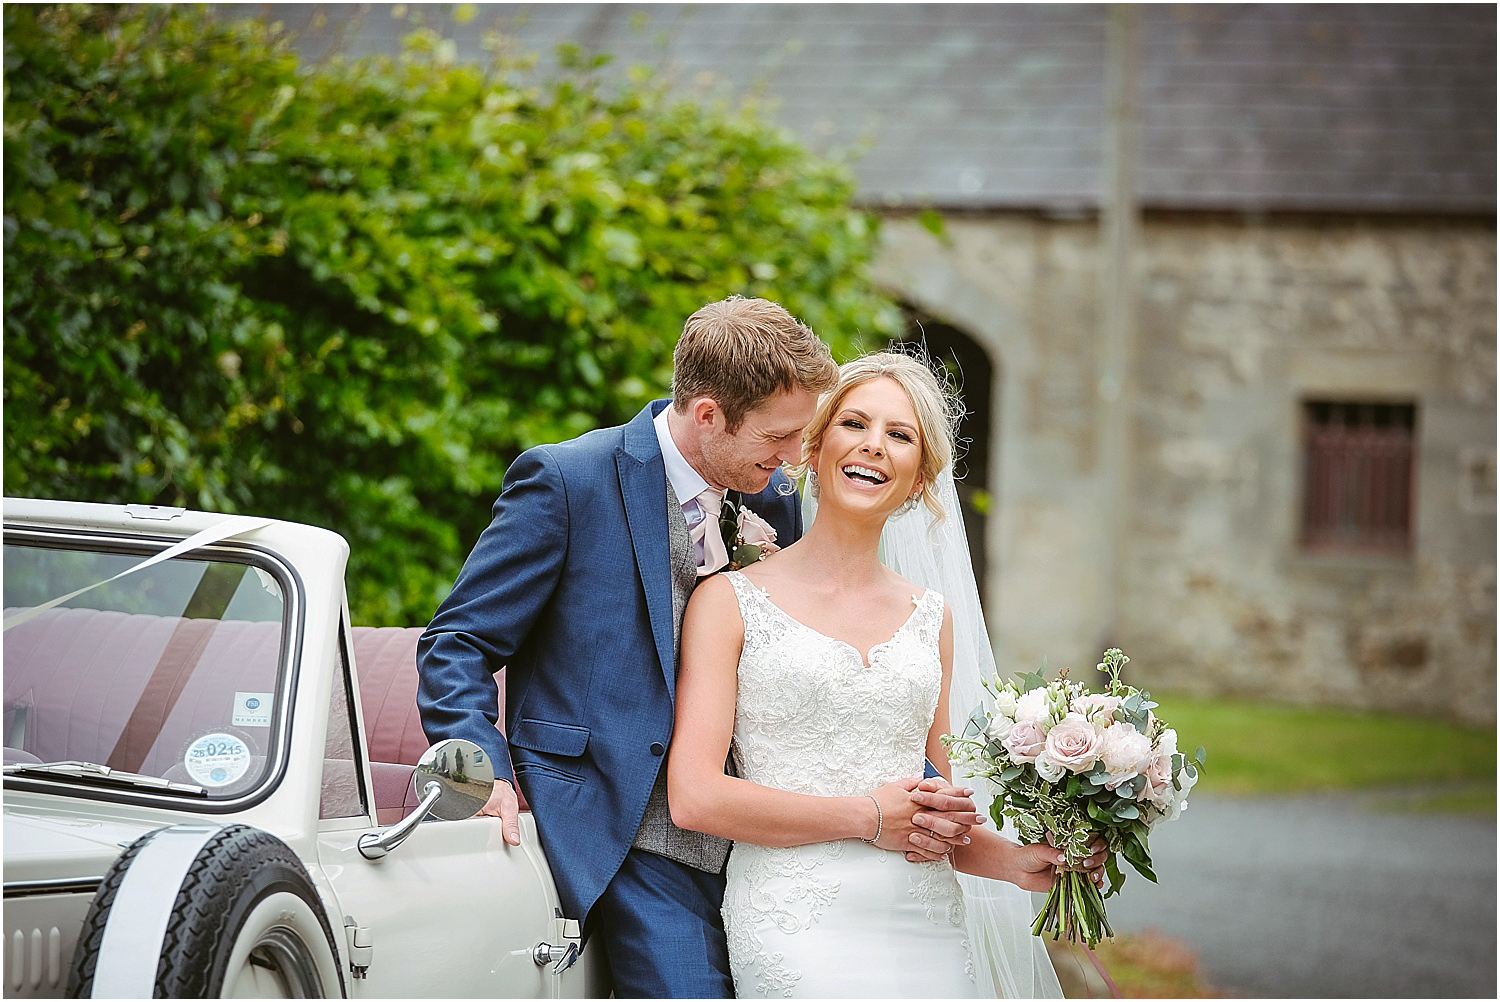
730, 543, 764, 568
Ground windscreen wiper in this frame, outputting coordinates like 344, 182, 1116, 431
3, 760, 207, 796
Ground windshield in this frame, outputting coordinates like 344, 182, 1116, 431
4, 535, 289, 803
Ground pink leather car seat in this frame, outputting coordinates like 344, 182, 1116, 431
3, 609, 279, 784
348, 626, 514, 823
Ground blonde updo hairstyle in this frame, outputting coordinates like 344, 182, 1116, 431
795, 350, 963, 523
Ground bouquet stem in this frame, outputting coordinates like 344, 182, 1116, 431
1031, 870, 1114, 947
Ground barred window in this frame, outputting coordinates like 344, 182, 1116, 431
1301, 401, 1417, 553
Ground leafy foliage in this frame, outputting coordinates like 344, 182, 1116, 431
4, 4, 900, 623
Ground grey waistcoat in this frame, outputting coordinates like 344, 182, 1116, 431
630, 481, 733, 873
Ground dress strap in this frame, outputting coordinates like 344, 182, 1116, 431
721, 571, 782, 646
721, 570, 767, 622
722, 569, 757, 606
910, 587, 946, 646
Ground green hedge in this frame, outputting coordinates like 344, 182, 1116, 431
4, 5, 900, 624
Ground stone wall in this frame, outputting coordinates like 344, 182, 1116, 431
874, 213, 1496, 722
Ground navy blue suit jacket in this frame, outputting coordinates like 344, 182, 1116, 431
417, 400, 803, 923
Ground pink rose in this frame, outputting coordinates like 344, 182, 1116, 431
1142, 749, 1175, 806
735, 508, 779, 553
1070, 693, 1121, 724
1001, 719, 1047, 764
1099, 723, 1154, 787
1042, 713, 1103, 773
1141, 728, 1180, 806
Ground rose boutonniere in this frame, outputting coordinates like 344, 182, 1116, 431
718, 492, 779, 571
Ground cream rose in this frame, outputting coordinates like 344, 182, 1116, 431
1002, 719, 1047, 763
1042, 713, 1104, 773
1033, 750, 1067, 783
992, 688, 1020, 719
986, 714, 1015, 744
1154, 766, 1198, 827
1155, 727, 1179, 760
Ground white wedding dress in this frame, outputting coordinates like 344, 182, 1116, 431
720, 571, 978, 999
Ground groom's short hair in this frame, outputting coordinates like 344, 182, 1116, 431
672, 296, 837, 431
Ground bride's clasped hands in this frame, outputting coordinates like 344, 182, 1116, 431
668, 353, 1105, 999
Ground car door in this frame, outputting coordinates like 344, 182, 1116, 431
313, 621, 583, 998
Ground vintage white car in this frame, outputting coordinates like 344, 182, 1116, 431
2, 498, 603, 998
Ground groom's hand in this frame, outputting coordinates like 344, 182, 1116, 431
870, 779, 952, 861
869, 778, 980, 863
902, 777, 983, 864
480, 779, 523, 846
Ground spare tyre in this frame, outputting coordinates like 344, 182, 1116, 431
69, 823, 344, 999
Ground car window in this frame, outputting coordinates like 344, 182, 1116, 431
4, 537, 288, 803
319, 627, 367, 820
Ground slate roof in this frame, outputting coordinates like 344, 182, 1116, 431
273, 3, 1497, 213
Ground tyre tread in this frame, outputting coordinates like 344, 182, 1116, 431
66, 829, 156, 998
67, 823, 343, 999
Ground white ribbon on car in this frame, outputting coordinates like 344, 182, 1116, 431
3, 515, 272, 632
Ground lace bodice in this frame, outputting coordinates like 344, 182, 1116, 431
724, 571, 945, 796
719, 572, 973, 999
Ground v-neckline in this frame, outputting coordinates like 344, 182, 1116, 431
746, 580, 929, 670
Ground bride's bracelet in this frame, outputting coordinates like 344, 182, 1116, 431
861, 795, 883, 844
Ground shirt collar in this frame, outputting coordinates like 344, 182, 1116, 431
653, 404, 711, 507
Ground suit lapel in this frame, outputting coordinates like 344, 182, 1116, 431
618, 402, 680, 699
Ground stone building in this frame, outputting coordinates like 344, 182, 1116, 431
284, 3, 1496, 721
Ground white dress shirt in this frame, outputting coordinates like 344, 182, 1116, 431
654, 405, 715, 556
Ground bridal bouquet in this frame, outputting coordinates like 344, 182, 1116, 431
944, 649, 1204, 947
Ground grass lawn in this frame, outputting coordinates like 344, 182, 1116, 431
1050, 931, 1229, 998
1152, 693, 1497, 812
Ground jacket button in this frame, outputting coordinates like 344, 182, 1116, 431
649, 742, 666, 756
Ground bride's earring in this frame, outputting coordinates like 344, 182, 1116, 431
808, 470, 820, 499
894, 483, 922, 517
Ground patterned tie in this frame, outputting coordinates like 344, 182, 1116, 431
690, 486, 729, 576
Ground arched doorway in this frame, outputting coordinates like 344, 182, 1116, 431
898, 308, 995, 605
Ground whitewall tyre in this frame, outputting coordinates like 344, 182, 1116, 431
69, 824, 344, 999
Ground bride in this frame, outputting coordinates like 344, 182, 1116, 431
668, 352, 1102, 998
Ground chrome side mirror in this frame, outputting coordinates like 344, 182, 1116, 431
414, 738, 495, 821
358, 738, 494, 859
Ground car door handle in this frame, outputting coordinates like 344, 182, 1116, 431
532, 941, 580, 973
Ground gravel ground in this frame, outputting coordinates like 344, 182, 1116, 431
1099, 792, 1496, 998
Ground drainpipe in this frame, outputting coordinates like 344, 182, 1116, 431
1097, 3, 1141, 648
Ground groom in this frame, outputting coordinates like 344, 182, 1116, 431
417, 297, 978, 997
